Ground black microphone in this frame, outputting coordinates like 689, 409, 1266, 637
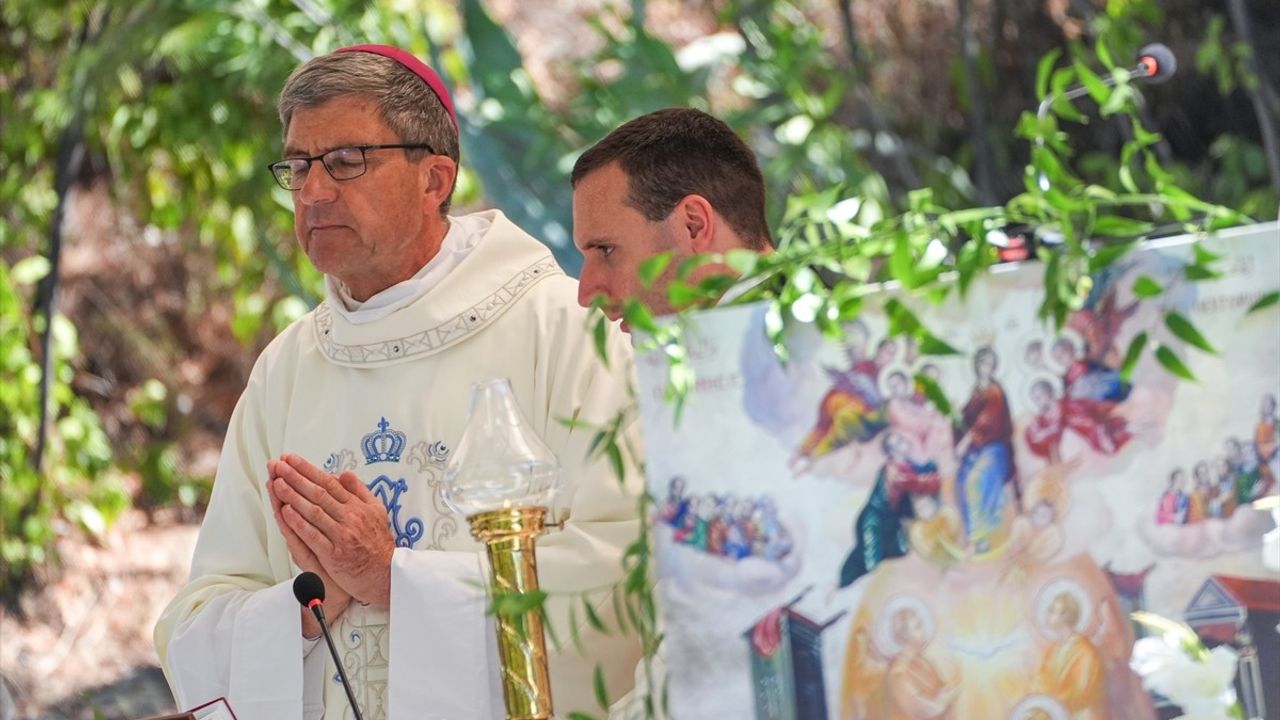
1136, 42, 1176, 84
293, 572, 365, 720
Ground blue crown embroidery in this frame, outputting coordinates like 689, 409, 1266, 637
362, 417, 407, 464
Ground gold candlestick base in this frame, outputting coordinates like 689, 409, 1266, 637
469, 506, 554, 720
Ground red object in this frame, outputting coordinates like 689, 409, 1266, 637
752, 609, 784, 657
307, 598, 323, 610
335, 44, 458, 131
1214, 576, 1280, 612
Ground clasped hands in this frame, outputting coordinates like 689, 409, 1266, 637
266, 454, 395, 635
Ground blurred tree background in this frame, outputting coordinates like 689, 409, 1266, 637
2, 0, 1278, 607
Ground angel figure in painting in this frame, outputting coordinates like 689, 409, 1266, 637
1025, 378, 1132, 464
1062, 265, 1140, 370
790, 328, 896, 474
1003, 474, 1068, 578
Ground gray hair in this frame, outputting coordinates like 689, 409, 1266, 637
277, 51, 460, 213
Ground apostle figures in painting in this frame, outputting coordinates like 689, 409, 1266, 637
1254, 393, 1278, 495
885, 606, 958, 720
1035, 591, 1104, 720
1156, 469, 1189, 525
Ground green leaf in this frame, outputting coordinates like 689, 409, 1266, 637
593, 664, 610, 710
1246, 291, 1279, 315
1088, 238, 1140, 273
489, 589, 549, 617
916, 333, 960, 356
591, 315, 610, 368
890, 234, 915, 285
1192, 244, 1222, 265
667, 280, 706, 309
1091, 215, 1153, 238
637, 252, 673, 289
1164, 312, 1217, 354
675, 253, 714, 281
10, 256, 51, 284
883, 298, 922, 336
1184, 264, 1223, 281
912, 373, 952, 417
604, 443, 625, 485
1072, 58, 1109, 104
763, 302, 788, 364
583, 597, 607, 633
1154, 344, 1196, 381
1131, 276, 1163, 298
725, 249, 759, 275
1119, 331, 1148, 382
622, 300, 660, 334
1036, 48, 1062, 100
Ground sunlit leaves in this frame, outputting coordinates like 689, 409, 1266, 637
1119, 331, 1148, 382
637, 252, 673, 289
1246, 291, 1279, 315
1154, 344, 1196, 381
1164, 312, 1217, 355
1132, 276, 1163, 298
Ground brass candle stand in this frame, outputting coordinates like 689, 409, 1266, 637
469, 506, 554, 720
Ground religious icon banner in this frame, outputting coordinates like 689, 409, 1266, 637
633, 222, 1280, 720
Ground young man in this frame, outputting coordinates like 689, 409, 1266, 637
571, 107, 774, 329
571, 108, 777, 720
155, 45, 640, 720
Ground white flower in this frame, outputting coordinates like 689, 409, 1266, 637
1131, 634, 1239, 720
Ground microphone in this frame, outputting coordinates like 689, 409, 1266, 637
1036, 42, 1178, 124
1136, 43, 1176, 84
293, 572, 365, 720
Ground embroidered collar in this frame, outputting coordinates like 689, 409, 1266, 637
312, 210, 563, 367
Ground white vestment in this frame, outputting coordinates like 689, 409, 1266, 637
155, 210, 642, 720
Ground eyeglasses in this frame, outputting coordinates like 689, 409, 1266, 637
267, 144, 436, 191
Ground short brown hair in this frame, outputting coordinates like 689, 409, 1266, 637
277, 51, 460, 213
572, 108, 773, 249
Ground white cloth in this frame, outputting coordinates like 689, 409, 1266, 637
155, 210, 642, 720
325, 213, 488, 324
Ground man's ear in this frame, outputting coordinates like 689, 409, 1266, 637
421, 156, 458, 214
672, 194, 717, 254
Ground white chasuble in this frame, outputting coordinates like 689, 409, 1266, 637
155, 210, 642, 720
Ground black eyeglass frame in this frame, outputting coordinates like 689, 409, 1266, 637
267, 143, 437, 191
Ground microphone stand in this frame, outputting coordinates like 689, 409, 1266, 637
306, 599, 365, 720
1033, 43, 1176, 196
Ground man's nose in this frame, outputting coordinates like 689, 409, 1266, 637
297, 165, 338, 205
576, 267, 601, 309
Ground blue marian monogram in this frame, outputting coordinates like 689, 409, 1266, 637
359, 417, 426, 548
